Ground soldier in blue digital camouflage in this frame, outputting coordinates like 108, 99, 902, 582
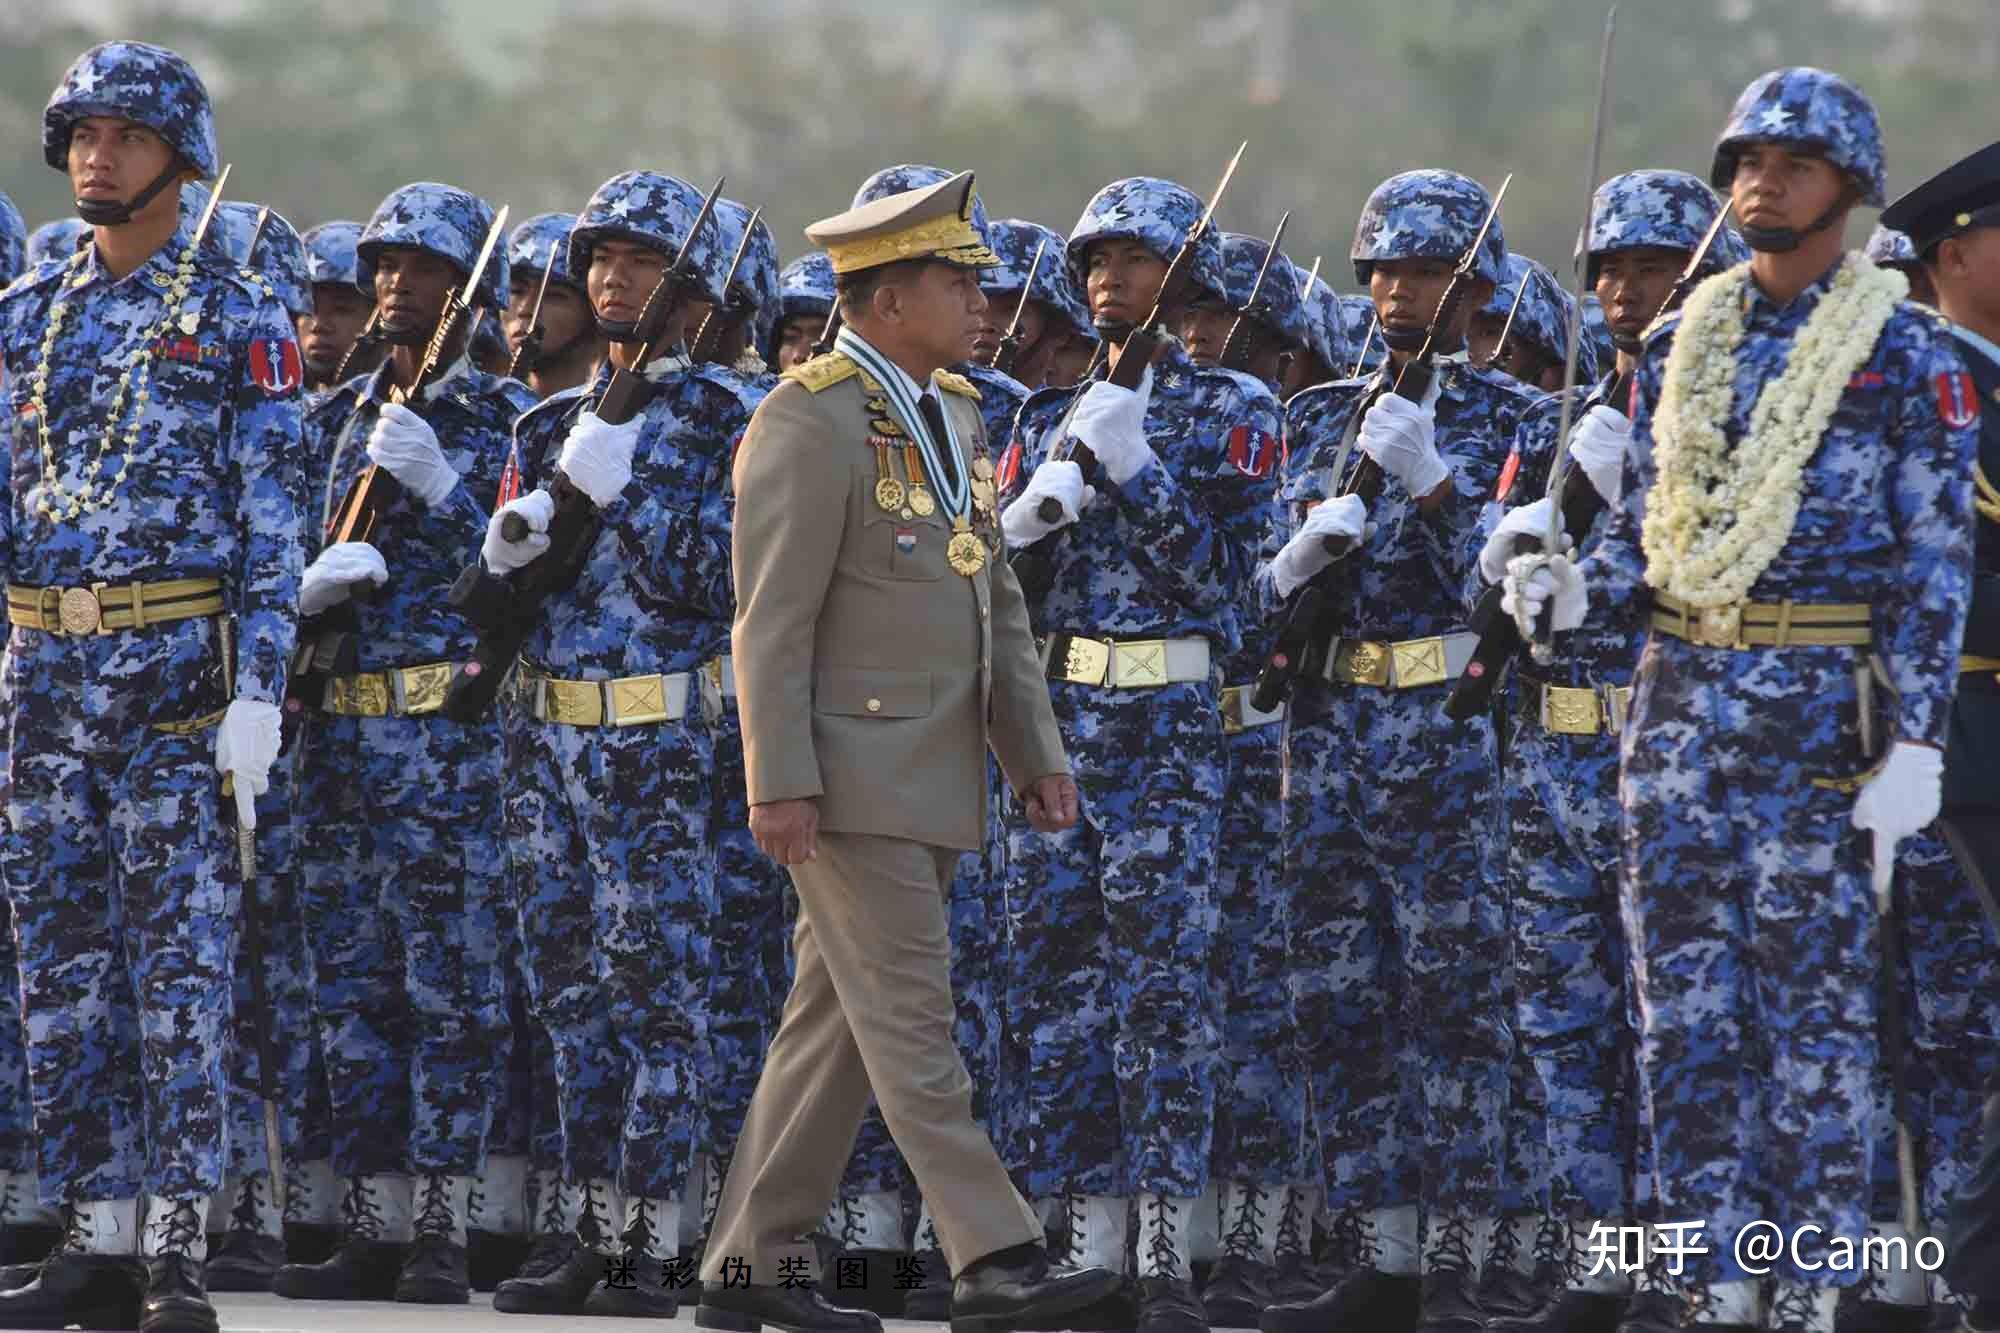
472, 168, 754, 1320
1503, 68, 1980, 1333
1175, 226, 1313, 1329
1282, 272, 1349, 401
268, 181, 526, 1310
0, 40, 304, 1333
986, 217, 1098, 393
1338, 290, 1385, 377
0, 193, 25, 286
1257, 167, 1535, 1333
1467, 167, 1741, 1333
1863, 223, 1938, 312
767, 252, 835, 375
24, 217, 88, 270
1470, 253, 1593, 393
996, 174, 1283, 1333
298, 220, 374, 394
503, 212, 604, 401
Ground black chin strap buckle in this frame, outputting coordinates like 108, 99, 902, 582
74, 158, 185, 228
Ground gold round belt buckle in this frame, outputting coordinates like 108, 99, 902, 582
1699, 604, 1741, 647
57, 586, 101, 636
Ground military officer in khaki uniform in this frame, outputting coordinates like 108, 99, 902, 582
695, 174, 1120, 1333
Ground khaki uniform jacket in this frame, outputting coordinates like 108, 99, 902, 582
730, 350, 1067, 851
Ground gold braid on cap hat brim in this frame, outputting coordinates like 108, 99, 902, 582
825, 214, 1000, 274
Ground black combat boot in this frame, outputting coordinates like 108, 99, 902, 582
395, 1172, 471, 1303
202, 1173, 284, 1292
271, 1172, 412, 1300
583, 1194, 681, 1317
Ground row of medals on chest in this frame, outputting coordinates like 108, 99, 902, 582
865, 392, 994, 577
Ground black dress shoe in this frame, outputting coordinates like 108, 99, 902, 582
695, 1279, 886, 1333
1415, 1268, 1485, 1333
270, 1235, 408, 1300
1135, 1275, 1208, 1333
1260, 1268, 1421, 1333
1489, 1289, 1629, 1333
491, 1232, 605, 1314
902, 1248, 953, 1321
0, 1249, 148, 1329
585, 1264, 682, 1318
1482, 1265, 1551, 1320
1202, 1255, 1275, 1327
468, 1227, 534, 1292
142, 1251, 218, 1333
950, 1243, 1123, 1333
395, 1233, 470, 1303
203, 1227, 284, 1292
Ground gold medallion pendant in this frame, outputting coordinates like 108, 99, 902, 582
875, 476, 907, 512
972, 455, 995, 481
947, 530, 987, 576
970, 478, 996, 513
908, 487, 937, 518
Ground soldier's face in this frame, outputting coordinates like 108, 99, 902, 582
1731, 145, 1845, 235
297, 283, 374, 381
1369, 258, 1478, 350
589, 239, 685, 343
1044, 331, 1097, 387
776, 315, 820, 371
1595, 247, 1684, 349
372, 247, 459, 340
1929, 230, 2000, 323
1177, 297, 1237, 366
66, 117, 178, 219
1085, 239, 1169, 329
505, 274, 595, 362
976, 286, 1042, 361
1466, 310, 1509, 368
1280, 348, 1330, 399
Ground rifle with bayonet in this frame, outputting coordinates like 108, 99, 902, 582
507, 239, 561, 381
285, 205, 510, 716
1249, 175, 1512, 713
689, 206, 763, 366
1219, 211, 1292, 376
988, 237, 1049, 378
810, 297, 843, 359
442, 179, 725, 724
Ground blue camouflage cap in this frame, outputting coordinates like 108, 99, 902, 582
1863, 223, 1918, 268
1299, 273, 1349, 376
358, 182, 508, 310
508, 211, 581, 295
1351, 169, 1507, 287
988, 218, 1093, 339
1338, 293, 1384, 374
710, 199, 781, 356
1711, 66, 1886, 206
212, 200, 312, 319
302, 220, 364, 288
43, 41, 219, 179
26, 217, 88, 268
0, 192, 25, 286
1584, 169, 1739, 285
1482, 253, 1567, 368
569, 170, 722, 303
1216, 230, 1308, 350
776, 252, 835, 321
1067, 177, 1227, 309
851, 164, 995, 253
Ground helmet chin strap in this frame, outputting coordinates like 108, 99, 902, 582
1381, 323, 1428, 353
377, 319, 430, 348
1740, 188, 1857, 254
1611, 333, 1645, 354
1092, 316, 1137, 344
73, 159, 183, 227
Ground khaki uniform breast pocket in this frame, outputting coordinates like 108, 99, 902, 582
857, 512, 948, 582
814, 666, 933, 718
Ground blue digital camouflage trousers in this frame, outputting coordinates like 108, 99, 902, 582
1507, 711, 1641, 1221
1213, 718, 1304, 1188
0, 894, 30, 1177
3, 633, 239, 1203
507, 714, 714, 1201
1282, 682, 1509, 1217
1007, 680, 1224, 1201
1619, 641, 1880, 1285
297, 711, 507, 1176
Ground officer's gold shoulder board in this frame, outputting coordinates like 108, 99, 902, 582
935, 370, 982, 403
784, 351, 860, 394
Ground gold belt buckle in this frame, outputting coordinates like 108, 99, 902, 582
330, 672, 390, 717
1697, 603, 1743, 648
1061, 636, 1111, 686
544, 677, 604, 726
608, 674, 671, 726
57, 585, 103, 636
1220, 685, 1246, 734
1542, 684, 1602, 736
1332, 639, 1390, 687
396, 663, 453, 716
1111, 638, 1169, 688
1389, 636, 1446, 689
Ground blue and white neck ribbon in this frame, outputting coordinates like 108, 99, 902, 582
835, 327, 971, 521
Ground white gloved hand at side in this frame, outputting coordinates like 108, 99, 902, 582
1001, 460, 1095, 549
483, 489, 555, 574
1270, 495, 1368, 599
1851, 741, 1944, 847
1478, 497, 1571, 587
556, 409, 643, 508
215, 699, 282, 829
299, 541, 388, 616
1501, 552, 1588, 633
1357, 390, 1449, 498
1567, 404, 1633, 505
365, 403, 458, 509
1069, 366, 1155, 486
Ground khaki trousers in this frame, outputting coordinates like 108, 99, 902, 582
700, 830, 1041, 1283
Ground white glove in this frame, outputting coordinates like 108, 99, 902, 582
1851, 741, 1944, 847
556, 409, 642, 507
1001, 460, 1096, 549
1271, 495, 1368, 599
484, 489, 555, 574
1358, 391, 1449, 498
365, 403, 458, 509
299, 541, 388, 616
1478, 497, 1572, 586
1501, 552, 1588, 633
1567, 405, 1633, 505
1069, 366, 1154, 486
215, 699, 282, 830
